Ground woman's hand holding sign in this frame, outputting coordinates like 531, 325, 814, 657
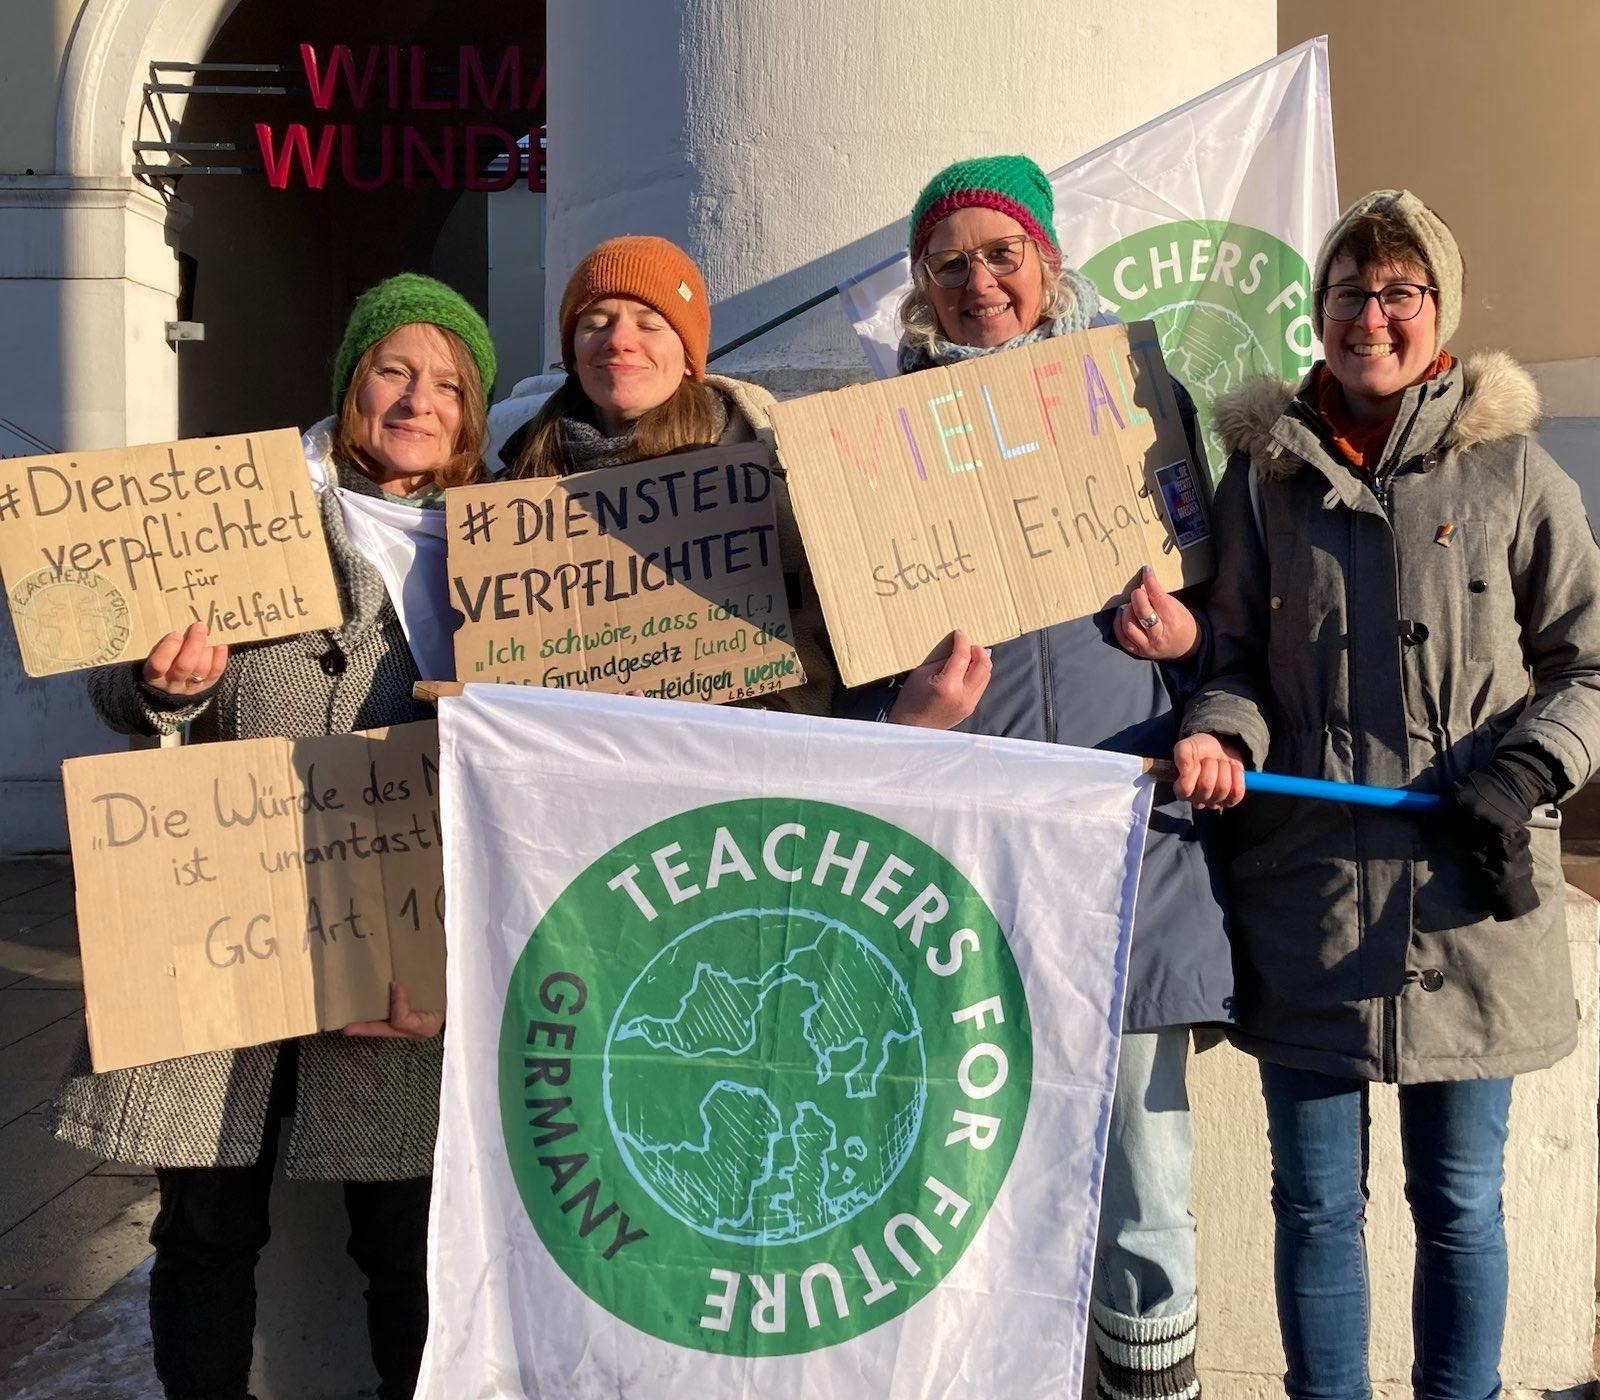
889, 629, 992, 729
1114, 565, 1200, 663
343, 982, 443, 1041
142, 621, 229, 697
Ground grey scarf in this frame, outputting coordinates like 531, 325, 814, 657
897, 268, 1103, 374
557, 387, 731, 473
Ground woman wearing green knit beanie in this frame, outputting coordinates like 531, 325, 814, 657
330, 272, 495, 497
48, 270, 495, 1399
859, 152, 1225, 1400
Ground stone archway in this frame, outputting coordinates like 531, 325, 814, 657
0, 0, 247, 860
56, 0, 243, 178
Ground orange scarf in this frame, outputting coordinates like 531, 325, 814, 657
1313, 351, 1454, 470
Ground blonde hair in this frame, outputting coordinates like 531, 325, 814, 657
507, 375, 719, 480
897, 242, 1074, 359
333, 326, 488, 492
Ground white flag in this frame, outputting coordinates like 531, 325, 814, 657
420, 686, 1153, 1399
839, 37, 1339, 473
301, 419, 456, 680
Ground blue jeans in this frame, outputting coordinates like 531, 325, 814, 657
1258, 1062, 1512, 1400
1095, 1027, 1197, 1319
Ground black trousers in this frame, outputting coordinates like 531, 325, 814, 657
147, 1046, 431, 1400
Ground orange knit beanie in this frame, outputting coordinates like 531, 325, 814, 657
558, 236, 711, 381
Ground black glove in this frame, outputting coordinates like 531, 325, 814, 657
1446, 747, 1560, 922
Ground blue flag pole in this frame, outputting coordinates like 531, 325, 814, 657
1140, 760, 1560, 829
1243, 771, 1441, 812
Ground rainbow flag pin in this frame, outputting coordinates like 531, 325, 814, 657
1435, 522, 1458, 548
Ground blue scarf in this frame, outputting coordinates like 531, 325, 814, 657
896, 268, 1103, 374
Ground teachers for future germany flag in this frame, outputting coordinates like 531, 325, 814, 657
419, 686, 1152, 1399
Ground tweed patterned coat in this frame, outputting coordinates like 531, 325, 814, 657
51, 462, 442, 1180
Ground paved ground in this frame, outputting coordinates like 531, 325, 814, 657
0, 857, 159, 1383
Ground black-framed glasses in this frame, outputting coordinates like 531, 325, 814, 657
1319, 282, 1438, 323
920, 235, 1031, 289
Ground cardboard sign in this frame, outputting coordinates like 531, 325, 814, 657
767, 321, 1215, 687
445, 443, 805, 704
0, 429, 343, 677
64, 721, 445, 1072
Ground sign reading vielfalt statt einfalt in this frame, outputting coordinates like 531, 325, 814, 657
769, 321, 1213, 687
0, 429, 342, 677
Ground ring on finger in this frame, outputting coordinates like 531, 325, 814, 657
188, 673, 207, 683
1136, 611, 1160, 630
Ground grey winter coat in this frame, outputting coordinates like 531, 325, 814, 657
51, 463, 442, 1179
1185, 353, 1600, 1083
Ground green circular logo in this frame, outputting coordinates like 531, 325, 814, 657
1080, 220, 1315, 476
498, 798, 1032, 1355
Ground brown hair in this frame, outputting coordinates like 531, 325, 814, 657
333, 325, 488, 492
507, 375, 719, 479
1325, 208, 1456, 285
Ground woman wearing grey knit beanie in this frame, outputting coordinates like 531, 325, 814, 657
1175, 190, 1600, 1398
50, 273, 494, 1400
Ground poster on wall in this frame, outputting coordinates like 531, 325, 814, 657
0, 429, 342, 677
418, 686, 1151, 1399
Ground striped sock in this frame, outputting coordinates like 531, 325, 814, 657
1091, 1296, 1200, 1400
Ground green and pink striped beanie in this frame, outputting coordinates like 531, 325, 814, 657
908, 154, 1061, 265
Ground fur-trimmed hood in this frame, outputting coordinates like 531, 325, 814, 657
1213, 351, 1542, 478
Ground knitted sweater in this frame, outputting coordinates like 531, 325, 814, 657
50, 461, 443, 1180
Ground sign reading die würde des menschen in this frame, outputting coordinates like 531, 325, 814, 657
446, 443, 804, 704
0, 428, 342, 677
64, 720, 445, 1073
768, 321, 1214, 687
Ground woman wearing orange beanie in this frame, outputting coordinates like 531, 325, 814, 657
503, 234, 833, 711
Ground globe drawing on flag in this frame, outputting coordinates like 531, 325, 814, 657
498, 797, 1033, 1355
605, 909, 926, 1245
1079, 221, 1317, 479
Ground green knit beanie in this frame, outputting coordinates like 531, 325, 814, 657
332, 273, 496, 413
909, 155, 1061, 264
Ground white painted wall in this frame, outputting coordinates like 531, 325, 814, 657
0, 178, 187, 852
546, 0, 1278, 395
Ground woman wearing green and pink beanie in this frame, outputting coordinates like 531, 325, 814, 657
850, 153, 1231, 1400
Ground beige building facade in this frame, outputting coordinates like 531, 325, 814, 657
1279, 0, 1600, 417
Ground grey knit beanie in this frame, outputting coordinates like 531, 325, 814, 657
1312, 189, 1462, 349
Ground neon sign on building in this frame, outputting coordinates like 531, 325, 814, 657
254, 44, 545, 192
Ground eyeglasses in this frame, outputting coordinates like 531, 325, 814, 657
920, 235, 1032, 289
1319, 282, 1438, 323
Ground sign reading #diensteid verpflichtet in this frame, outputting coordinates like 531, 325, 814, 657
0, 428, 342, 677
445, 442, 805, 705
